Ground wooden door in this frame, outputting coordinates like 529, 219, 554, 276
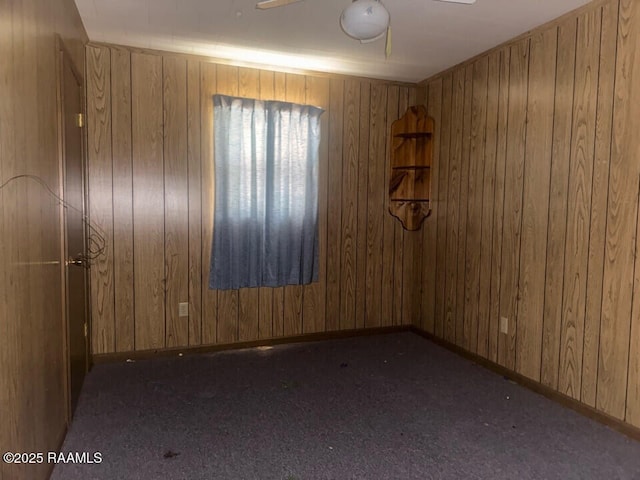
60, 46, 89, 416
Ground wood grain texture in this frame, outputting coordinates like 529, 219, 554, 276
355, 81, 371, 330
488, 47, 510, 364
477, 50, 500, 358
0, 0, 11, 464
455, 66, 473, 346
87, 44, 416, 355
443, 69, 465, 344
326, 78, 344, 331
598, 0, 639, 420
559, 8, 601, 399
423, 0, 640, 431
163, 56, 190, 348
110, 46, 135, 352
87, 45, 115, 354
582, 0, 618, 407
302, 75, 330, 334
498, 39, 529, 370
132, 52, 165, 350
402, 0, 640, 430
515, 28, 556, 381
422, 79, 443, 334
200, 62, 218, 344
386, 86, 401, 327
339, 79, 359, 330
433, 73, 453, 339
463, 57, 488, 353
541, 20, 577, 389
1, 0, 87, 477
187, 59, 203, 346
365, 84, 388, 328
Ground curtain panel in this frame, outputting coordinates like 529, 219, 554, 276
209, 94, 323, 290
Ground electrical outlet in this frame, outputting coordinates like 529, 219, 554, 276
500, 316, 509, 334
179, 302, 189, 317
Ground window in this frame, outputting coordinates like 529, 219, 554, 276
209, 94, 324, 290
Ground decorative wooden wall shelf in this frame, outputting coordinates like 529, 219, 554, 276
389, 105, 434, 231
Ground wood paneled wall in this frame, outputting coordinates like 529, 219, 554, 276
0, 1, 87, 480
421, 0, 640, 428
86, 44, 423, 355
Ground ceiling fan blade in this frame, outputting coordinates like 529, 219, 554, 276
256, 0, 303, 9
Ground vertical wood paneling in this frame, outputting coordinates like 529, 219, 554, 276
131, 52, 165, 350
325, 78, 344, 331
582, 0, 618, 407
187, 60, 203, 346
339, 79, 359, 330
425, 0, 640, 431
541, 21, 577, 388
87, 45, 115, 354
598, 0, 639, 420
477, 50, 500, 358
237, 67, 261, 342
87, 47, 414, 351
498, 39, 529, 370
455, 66, 473, 346
110, 47, 135, 353
1, 0, 87, 477
463, 57, 488, 353
386, 86, 400, 327
434, 73, 453, 339
355, 81, 371, 330
559, 8, 602, 399
200, 62, 218, 344
487, 47, 510, 363
443, 69, 465, 343
303, 75, 330, 334
163, 56, 189, 348
422, 79, 443, 334
515, 28, 557, 381
365, 84, 387, 328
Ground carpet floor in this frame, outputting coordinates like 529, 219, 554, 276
51, 332, 640, 480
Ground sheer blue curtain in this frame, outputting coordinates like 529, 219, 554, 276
209, 94, 323, 290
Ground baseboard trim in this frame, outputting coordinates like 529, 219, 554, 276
409, 326, 640, 443
92, 325, 413, 364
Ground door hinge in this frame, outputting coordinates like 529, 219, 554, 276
84, 323, 88, 338
76, 113, 85, 128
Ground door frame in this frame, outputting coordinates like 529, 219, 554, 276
55, 35, 91, 423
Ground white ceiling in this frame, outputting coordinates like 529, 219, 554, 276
74, 0, 591, 83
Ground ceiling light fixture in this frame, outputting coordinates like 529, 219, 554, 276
340, 0, 390, 43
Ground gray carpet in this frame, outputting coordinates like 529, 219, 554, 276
52, 332, 640, 480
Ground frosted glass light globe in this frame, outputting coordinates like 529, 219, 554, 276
340, 0, 390, 42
